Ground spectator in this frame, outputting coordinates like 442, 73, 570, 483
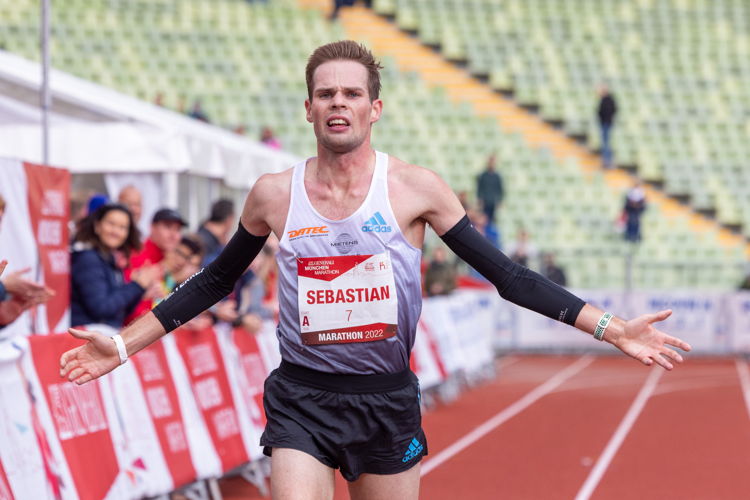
233, 241, 278, 333
146, 235, 204, 310
424, 246, 457, 296
125, 207, 187, 322
0, 260, 29, 328
169, 235, 204, 286
154, 92, 165, 107
70, 204, 158, 328
86, 193, 109, 215
0, 265, 53, 329
476, 154, 504, 224
623, 181, 646, 243
505, 228, 539, 268
0, 195, 54, 329
542, 252, 567, 287
197, 199, 236, 265
260, 126, 282, 150
328, 0, 371, 20
188, 99, 210, 123
117, 185, 143, 225
597, 84, 617, 168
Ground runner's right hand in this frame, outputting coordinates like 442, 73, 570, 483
60, 328, 121, 385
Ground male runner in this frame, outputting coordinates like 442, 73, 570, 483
60, 41, 691, 500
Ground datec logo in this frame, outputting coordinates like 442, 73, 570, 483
288, 226, 328, 239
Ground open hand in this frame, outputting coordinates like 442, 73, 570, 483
59, 328, 121, 385
2, 267, 48, 301
613, 309, 692, 370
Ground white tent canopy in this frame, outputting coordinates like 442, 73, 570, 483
0, 50, 300, 187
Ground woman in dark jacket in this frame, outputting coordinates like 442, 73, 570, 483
71, 203, 158, 328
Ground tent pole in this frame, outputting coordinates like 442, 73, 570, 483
41, 0, 51, 164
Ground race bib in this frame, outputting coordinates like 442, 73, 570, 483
297, 253, 398, 345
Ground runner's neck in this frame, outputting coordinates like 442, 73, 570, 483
308, 148, 376, 192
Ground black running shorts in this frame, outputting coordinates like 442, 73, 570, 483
260, 361, 428, 481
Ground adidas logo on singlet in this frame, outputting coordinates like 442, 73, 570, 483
361, 211, 392, 233
401, 437, 424, 462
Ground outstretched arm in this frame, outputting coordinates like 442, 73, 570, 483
411, 167, 691, 369
60, 175, 278, 384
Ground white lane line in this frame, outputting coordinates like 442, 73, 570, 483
421, 355, 595, 477
735, 359, 750, 420
574, 367, 664, 500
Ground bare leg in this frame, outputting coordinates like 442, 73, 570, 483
270, 448, 336, 500
347, 463, 421, 500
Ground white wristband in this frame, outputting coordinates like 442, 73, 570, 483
112, 334, 128, 365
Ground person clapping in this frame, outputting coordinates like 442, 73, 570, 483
71, 204, 159, 328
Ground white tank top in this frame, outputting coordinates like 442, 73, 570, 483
276, 151, 423, 374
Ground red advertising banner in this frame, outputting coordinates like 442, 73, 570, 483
23, 162, 70, 332
230, 328, 268, 430
28, 334, 119, 500
130, 342, 196, 488
0, 458, 13, 500
174, 327, 249, 472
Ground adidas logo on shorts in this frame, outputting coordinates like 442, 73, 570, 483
401, 437, 424, 463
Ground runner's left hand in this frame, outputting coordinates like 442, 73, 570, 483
612, 309, 691, 370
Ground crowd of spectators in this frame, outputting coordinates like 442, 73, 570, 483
2, 155, 583, 334
0, 184, 280, 335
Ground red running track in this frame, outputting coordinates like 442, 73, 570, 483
221, 355, 750, 499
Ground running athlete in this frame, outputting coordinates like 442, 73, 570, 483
60, 41, 692, 500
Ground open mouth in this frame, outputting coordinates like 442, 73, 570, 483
327, 117, 350, 130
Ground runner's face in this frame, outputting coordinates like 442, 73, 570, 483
305, 60, 382, 153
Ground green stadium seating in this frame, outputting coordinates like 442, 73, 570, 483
1, 0, 745, 289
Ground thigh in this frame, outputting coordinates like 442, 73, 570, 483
347, 463, 421, 500
271, 448, 336, 500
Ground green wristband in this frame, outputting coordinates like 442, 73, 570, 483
594, 312, 613, 341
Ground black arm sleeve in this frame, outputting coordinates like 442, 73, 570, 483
152, 223, 269, 332
439, 215, 585, 326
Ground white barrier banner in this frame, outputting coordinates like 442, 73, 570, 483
0, 158, 71, 338
419, 291, 496, 378
218, 325, 269, 461
724, 292, 750, 353
0, 342, 52, 500
412, 319, 446, 390
103, 353, 175, 498
630, 292, 724, 352
514, 290, 627, 350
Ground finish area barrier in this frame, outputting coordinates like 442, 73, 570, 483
1, 288, 745, 499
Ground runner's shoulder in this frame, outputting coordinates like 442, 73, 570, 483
250, 167, 294, 206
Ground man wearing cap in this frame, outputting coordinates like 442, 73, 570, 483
124, 208, 187, 323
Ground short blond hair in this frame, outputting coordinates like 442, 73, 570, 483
0, 194, 5, 212
306, 40, 383, 101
